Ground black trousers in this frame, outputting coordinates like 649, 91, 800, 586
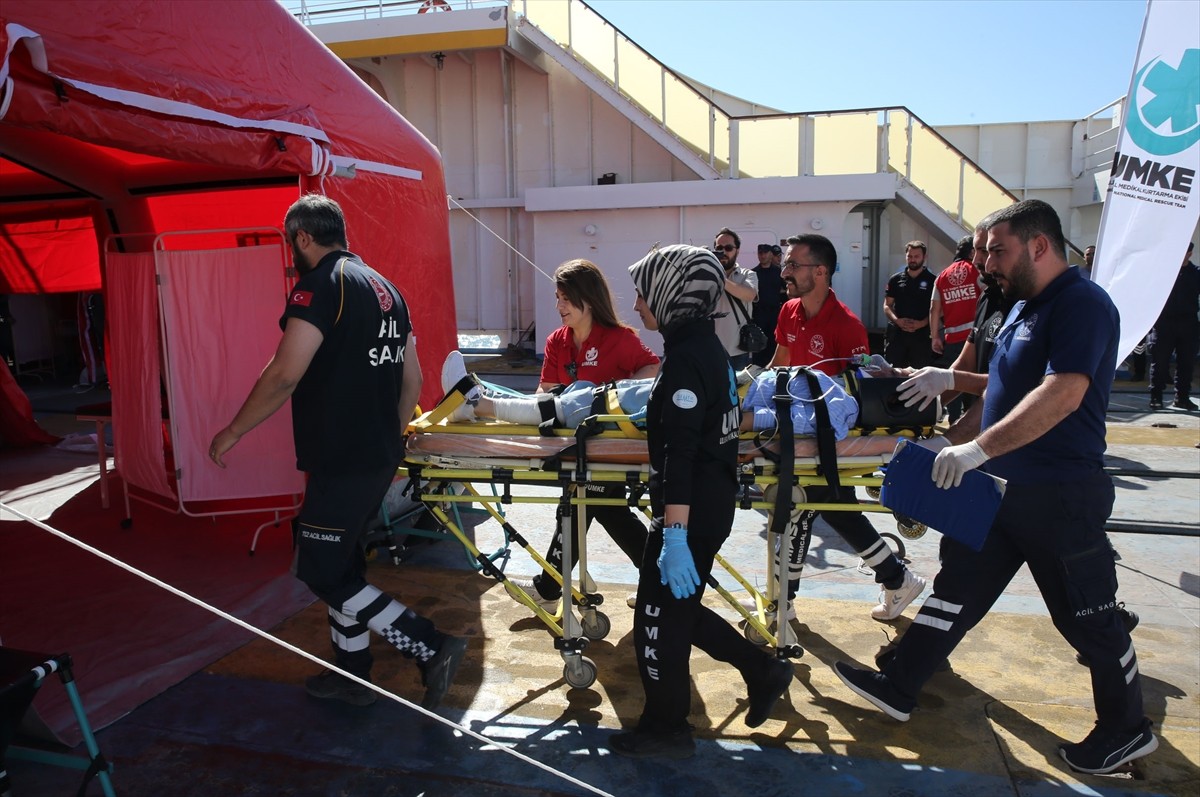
884, 327, 933, 369
883, 474, 1145, 733
776, 485, 905, 599
295, 468, 442, 676
809, 485, 904, 587
531, 482, 648, 600
632, 525, 775, 733
1148, 321, 1198, 400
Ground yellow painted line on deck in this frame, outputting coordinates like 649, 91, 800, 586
1106, 425, 1200, 447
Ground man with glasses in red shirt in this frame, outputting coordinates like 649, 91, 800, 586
762, 233, 926, 623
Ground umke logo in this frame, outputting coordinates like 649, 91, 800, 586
1126, 49, 1200, 157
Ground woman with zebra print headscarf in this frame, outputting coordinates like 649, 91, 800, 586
610, 245, 794, 759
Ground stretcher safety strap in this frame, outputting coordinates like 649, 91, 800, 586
770, 369, 794, 539
801, 366, 840, 492
0, 500, 615, 797
536, 394, 558, 436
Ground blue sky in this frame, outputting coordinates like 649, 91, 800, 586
587, 0, 1149, 126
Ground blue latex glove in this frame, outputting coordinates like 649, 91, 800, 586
658, 525, 700, 599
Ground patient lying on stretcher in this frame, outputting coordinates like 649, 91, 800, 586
439, 351, 861, 439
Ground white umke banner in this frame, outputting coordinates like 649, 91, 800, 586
1093, 0, 1200, 362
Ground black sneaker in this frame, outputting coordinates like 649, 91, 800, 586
875, 643, 950, 673
419, 635, 468, 709
607, 728, 695, 760
833, 661, 914, 721
305, 668, 377, 706
1059, 719, 1158, 774
1076, 604, 1140, 666
1148, 395, 1164, 410
1172, 396, 1198, 411
745, 658, 794, 728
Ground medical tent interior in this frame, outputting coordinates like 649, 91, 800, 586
0, 0, 456, 498
0, 0, 458, 746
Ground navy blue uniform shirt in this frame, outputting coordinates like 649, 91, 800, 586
982, 267, 1118, 483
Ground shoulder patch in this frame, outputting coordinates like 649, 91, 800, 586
289, 290, 313, 307
365, 274, 394, 312
672, 389, 698, 409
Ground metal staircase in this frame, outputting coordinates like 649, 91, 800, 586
288, 0, 1023, 238
514, 0, 1019, 236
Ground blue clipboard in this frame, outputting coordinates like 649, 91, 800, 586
880, 439, 1006, 552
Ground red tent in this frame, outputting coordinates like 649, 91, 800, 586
0, 0, 455, 410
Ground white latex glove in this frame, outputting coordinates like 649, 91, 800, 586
915, 436, 952, 453
897, 367, 956, 410
932, 440, 990, 489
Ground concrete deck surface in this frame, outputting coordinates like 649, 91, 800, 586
4, 379, 1197, 797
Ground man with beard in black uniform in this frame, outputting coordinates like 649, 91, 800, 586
210, 194, 467, 710
607, 245, 793, 759
883, 241, 935, 368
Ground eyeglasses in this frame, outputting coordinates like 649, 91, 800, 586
713, 244, 737, 253
782, 261, 819, 270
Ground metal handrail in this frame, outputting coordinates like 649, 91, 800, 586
291, 0, 506, 25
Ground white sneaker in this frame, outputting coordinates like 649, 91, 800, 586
870, 570, 926, 621
508, 576, 559, 612
440, 350, 479, 422
737, 596, 796, 621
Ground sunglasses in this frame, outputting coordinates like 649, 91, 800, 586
713, 244, 737, 253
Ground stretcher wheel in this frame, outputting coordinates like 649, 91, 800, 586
580, 610, 611, 641
865, 486, 882, 500
564, 656, 597, 689
743, 621, 770, 647
896, 516, 927, 540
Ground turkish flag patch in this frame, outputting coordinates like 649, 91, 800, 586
289, 290, 313, 307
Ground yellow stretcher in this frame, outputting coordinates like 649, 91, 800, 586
400, 375, 936, 690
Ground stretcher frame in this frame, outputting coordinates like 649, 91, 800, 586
402, 378, 933, 689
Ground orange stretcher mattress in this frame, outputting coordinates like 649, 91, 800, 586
405, 432, 905, 467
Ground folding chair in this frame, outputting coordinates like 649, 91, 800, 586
0, 648, 115, 797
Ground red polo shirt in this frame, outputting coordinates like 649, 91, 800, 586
775, 289, 868, 376
541, 323, 659, 385
933, 260, 981, 344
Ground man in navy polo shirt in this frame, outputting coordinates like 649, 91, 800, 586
833, 200, 1155, 775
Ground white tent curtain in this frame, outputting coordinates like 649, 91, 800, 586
156, 244, 304, 503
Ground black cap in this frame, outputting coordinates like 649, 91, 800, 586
771, 245, 782, 255
757, 244, 773, 254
